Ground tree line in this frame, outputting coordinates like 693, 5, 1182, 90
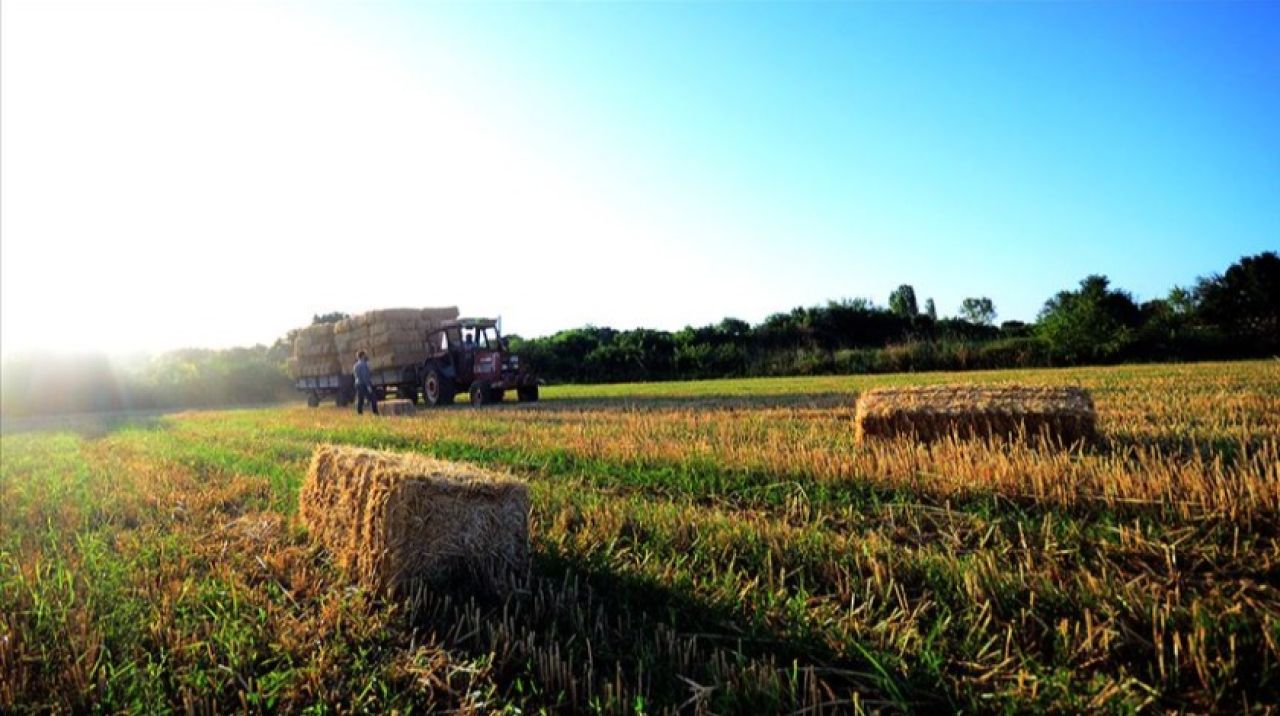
509, 251, 1278, 383
0, 345, 297, 418
1, 252, 1274, 417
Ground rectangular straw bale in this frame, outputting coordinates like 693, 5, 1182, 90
333, 306, 459, 372
292, 323, 338, 361
379, 399, 416, 416
299, 444, 530, 594
368, 328, 427, 345
296, 358, 342, 377
296, 343, 337, 359
296, 322, 336, 341
333, 331, 361, 357
333, 316, 360, 334
369, 351, 428, 371
854, 384, 1096, 445
421, 306, 460, 323
363, 308, 428, 324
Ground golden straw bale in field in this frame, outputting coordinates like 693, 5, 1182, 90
299, 444, 529, 593
379, 399, 416, 416
854, 384, 1097, 445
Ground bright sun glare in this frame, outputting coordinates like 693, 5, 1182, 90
0, 2, 730, 357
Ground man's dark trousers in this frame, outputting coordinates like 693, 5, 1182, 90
357, 384, 379, 415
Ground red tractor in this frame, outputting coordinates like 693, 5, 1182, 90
420, 318, 540, 406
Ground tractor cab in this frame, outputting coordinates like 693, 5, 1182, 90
421, 318, 539, 406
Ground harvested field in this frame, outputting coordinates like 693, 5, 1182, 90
299, 444, 528, 593
854, 383, 1097, 444
2, 361, 1278, 713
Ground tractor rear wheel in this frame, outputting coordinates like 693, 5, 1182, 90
423, 369, 455, 407
517, 386, 540, 403
470, 381, 491, 407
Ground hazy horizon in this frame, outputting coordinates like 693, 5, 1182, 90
3, 1, 1276, 357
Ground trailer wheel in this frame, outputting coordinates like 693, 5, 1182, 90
470, 382, 491, 407
517, 386, 539, 403
307, 392, 320, 408
423, 369, 455, 406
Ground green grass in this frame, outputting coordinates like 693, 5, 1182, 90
2, 360, 1278, 713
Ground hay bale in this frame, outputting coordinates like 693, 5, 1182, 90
292, 323, 340, 378
299, 444, 529, 593
380, 399, 416, 416
854, 384, 1097, 445
296, 358, 342, 377
332, 306, 460, 372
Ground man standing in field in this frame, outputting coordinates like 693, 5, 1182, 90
354, 351, 379, 416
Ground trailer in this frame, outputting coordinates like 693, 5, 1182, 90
296, 366, 423, 408
297, 317, 538, 408
296, 374, 355, 408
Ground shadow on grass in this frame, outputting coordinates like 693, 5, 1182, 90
0, 410, 174, 438
257, 418, 1240, 528
484, 391, 858, 414
1101, 430, 1272, 467
403, 549, 929, 714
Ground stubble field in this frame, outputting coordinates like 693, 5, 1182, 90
2, 361, 1278, 713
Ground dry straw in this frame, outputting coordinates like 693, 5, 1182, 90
290, 323, 340, 379
333, 306, 460, 371
299, 444, 529, 594
854, 384, 1097, 445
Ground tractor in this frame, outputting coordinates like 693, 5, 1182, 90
420, 318, 540, 406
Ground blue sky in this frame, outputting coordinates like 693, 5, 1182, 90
338, 0, 1280, 325
2, 1, 1277, 352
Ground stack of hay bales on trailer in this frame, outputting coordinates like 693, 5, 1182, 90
289, 323, 341, 379
854, 384, 1097, 445
299, 444, 529, 594
333, 307, 459, 371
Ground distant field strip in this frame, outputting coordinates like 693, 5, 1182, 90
2, 360, 1278, 712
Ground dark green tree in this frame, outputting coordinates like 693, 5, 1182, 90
312, 312, 349, 325
888, 285, 918, 318
1194, 251, 1280, 346
924, 298, 938, 321
1037, 275, 1142, 362
959, 297, 997, 326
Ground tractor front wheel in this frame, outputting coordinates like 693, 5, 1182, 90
517, 386, 540, 403
470, 382, 491, 407
423, 369, 455, 407
307, 392, 321, 408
